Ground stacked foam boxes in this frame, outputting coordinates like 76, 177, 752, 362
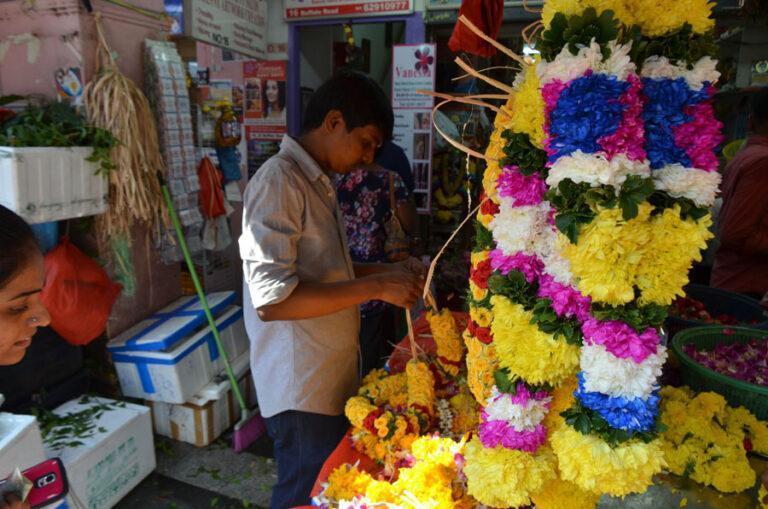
143, 40, 203, 263
107, 292, 255, 447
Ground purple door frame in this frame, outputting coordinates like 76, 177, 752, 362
287, 12, 425, 136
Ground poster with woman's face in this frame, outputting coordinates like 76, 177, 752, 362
243, 61, 287, 141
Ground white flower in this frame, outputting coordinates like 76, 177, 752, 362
537, 40, 635, 85
484, 387, 552, 431
652, 164, 722, 207
538, 228, 575, 286
580, 343, 668, 399
490, 202, 551, 256
546, 151, 651, 190
641, 56, 720, 90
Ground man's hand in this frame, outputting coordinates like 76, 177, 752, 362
372, 268, 422, 309
397, 257, 427, 280
1, 493, 29, 509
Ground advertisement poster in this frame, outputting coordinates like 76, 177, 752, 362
184, 0, 267, 58
246, 129, 280, 178
242, 60, 287, 141
285, 0, 411, 20
392, 44, 436, 214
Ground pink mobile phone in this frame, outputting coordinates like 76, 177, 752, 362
0, 458, 69, 508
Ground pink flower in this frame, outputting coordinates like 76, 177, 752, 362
673, 92, 724, 173
489, 250, 544, 282
581, 318, 660, 363
537, 274, 592, 323
542, 80, 568, 159
598, 74, 647, 162
496, 165, 547, 206
478, 420, 548, 453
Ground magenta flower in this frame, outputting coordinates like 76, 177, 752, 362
478, 420, 548, 453
672, 92, 724, 173
489, 250, 544, 282
581, 318, 660, 363
597, 74, 647, 162
537, 274, 592, 323
496, 165, 547, 206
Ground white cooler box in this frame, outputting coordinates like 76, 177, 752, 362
146, 354, 260, 447
43, 397, 155, 509
107, 292, 249, 404
0, 413, 46, 478
0, 146, 108, 224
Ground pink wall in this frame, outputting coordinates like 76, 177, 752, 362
0, 0, 181, 336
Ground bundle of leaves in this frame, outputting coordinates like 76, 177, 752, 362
538, 8, 621, 61
0, 98, 117, 175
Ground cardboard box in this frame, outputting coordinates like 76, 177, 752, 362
0, 413, 46, 478
44, 397, 155, 509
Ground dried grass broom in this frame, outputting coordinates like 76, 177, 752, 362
83, 12, 167, 244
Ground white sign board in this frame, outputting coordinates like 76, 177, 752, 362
392, 44, 436, 214
186, 0, 267, 59
284, 0, 412, 20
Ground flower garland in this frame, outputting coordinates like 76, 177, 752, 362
426, 309, 465, 377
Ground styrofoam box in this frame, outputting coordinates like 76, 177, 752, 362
44, 397, 155, 509
109, 306, 248, 404
146, 354, 259, 447
0, 413, 46, 478
0, 147, 108, 224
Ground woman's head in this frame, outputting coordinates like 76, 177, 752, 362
0, 205, 50, 365
263, 79, 285, 112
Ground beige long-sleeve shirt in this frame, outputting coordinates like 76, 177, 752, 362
239, 135, 360, 418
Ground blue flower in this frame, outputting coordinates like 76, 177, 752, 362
548, 73, 629, 162
575, 373, 660, 433
642, 77, 711, 170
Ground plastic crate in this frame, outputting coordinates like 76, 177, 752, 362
0, 146, 108, 224
665, 284, 768, 338
671, 325, 768, 420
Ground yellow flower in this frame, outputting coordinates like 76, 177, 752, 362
531, 473, 600, 509
759, 484, 767, 509
470, 250, 490, 266
630, 0, 714, 37
406, 359, 435, 415
464, 332, 498, 405
543, 376, 578, 436
374, 414, 390, 438
469, 305, 493, 328
450, 390, 480, 434
510, 63, 546, 148
469, 280, 488, 302
491, 295, 580, 386
542, 0, 635, 28
551, 425, 665, 497
345, 396, 377, 429
463, 437, 557, 508
426, 309, 465, 376
325, 464, 374, 501
482, 160, 503, 202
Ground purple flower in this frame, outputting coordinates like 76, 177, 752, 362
672, 93, 724, 173
597, 74, 647, 162
478, 420, 548, 453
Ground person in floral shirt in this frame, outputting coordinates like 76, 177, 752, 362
337, 164, 416, 375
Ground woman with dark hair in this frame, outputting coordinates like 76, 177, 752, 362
0, 205, 50, 367
262, 79, 286, 121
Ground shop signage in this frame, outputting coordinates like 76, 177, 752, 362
185, 0, 267, 59
425, 0, 542, 8
391, 43, 436, 214
284, 0, 412, 20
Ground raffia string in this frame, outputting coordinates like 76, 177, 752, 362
523, 0, 543, 13
453, 67, 520, 81
454, 57, 515, 94
406, 308, 417, 360
417, 90, 509, 118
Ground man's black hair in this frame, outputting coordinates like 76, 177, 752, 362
302, 70, 393, 139
0, 204, 39, 289
751, 87, 768, 125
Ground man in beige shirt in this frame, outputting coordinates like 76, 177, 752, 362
239, 71, 423, 509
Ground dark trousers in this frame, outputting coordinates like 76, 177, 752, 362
265, 410, 348, 509
359, 305, 396, 377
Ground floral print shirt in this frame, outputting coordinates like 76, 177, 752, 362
336, 166, 409, 315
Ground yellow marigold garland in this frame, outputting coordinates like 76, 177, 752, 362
543, 375, 578, 437
463, 436, 557, 508
324, 464, 374, 501
345, 396, 378, 429
427, 309, 465, 377
490, 295, 580, 386
463, 330, 498, 405
550, 425, 666, 496
406, 359, 436, 415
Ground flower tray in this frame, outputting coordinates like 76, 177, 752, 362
671, 325, 768, 420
